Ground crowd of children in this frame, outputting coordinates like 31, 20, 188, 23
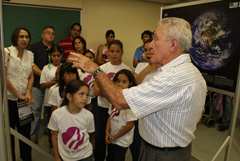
5, 25, 155, 161
45, 38, 153, 161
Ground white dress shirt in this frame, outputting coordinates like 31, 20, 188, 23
123, 54, 207, 148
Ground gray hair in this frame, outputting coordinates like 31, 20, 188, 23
160, 17, 192, 53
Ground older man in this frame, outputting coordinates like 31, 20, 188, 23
70, 17, 207, 161
29, 26, 56, 143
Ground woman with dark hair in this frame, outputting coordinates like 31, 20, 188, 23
4, 26, 34, 161
67, 36, 86, 62
96, 29, 115, 65
48, 62, 80, 112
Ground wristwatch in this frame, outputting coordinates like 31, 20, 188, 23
93, 68, 103, 78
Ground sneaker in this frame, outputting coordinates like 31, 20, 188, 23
218, 124, 228, 131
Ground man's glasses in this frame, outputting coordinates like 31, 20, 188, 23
45, 31, 55, 35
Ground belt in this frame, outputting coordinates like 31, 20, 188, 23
144, 140, 183, 151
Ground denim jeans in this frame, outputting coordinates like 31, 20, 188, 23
31, 87, 45, 137
44, 106, 51, 132
222, 95, 233, 127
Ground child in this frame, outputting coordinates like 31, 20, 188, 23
106, 69, 137, 161
94, 40, 131, 161
48, 66, 60, 103
40, 46, 63, 155
48, 80, 95, 161
78, 49, 96, 112
40, 46, 63, 133
48, 62, 79, 113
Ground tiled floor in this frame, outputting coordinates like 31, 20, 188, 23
14, 120, 240, 161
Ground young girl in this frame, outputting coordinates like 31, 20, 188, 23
94, 40, 131, 161
106, 69, 137, 161
40, 46, 63, 133
40, 46, 63, 155
48, 80, 95, 161
48, 62, 79, 113
78, 49, 96, 111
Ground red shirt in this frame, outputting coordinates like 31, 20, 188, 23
58, 37, 74, 59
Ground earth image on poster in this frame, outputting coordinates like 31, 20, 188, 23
189, 9, 236, 70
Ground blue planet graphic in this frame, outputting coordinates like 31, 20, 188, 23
189, 9, 236, 70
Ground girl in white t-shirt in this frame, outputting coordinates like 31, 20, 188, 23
40, 46, 63, 155
78, 49, 96, 112
48, 80, 95, 161
93, 40, 131, 160
40, 47, 62, 129
48, 62, 80, 112
106, 69, 137, 161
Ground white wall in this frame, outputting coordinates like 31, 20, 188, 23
9, 0, 163, 70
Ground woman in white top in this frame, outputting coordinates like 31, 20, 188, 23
96, 30, 115, 65
4, 27, 34, 161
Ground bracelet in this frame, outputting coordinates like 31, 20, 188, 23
27, 88, 32, 91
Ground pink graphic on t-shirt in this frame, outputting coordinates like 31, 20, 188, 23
104, 51, 109, 57
83, 75, 94, 88
62, 127, 85, 150
107, 72, 115, 79
111, 105, 120, 118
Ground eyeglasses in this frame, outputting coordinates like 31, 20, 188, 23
45, 31, 55, 35
18, 35, 29, 39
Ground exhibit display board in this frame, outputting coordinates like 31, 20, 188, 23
162, 0, 240, 95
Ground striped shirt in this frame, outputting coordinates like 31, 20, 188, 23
58, 37, 74, 59
123, 54, 207, 148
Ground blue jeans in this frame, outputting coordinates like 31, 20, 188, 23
222, 95, 233, 127
31, 87, 45, 137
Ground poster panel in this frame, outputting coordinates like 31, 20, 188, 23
162, 0, 240, 95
